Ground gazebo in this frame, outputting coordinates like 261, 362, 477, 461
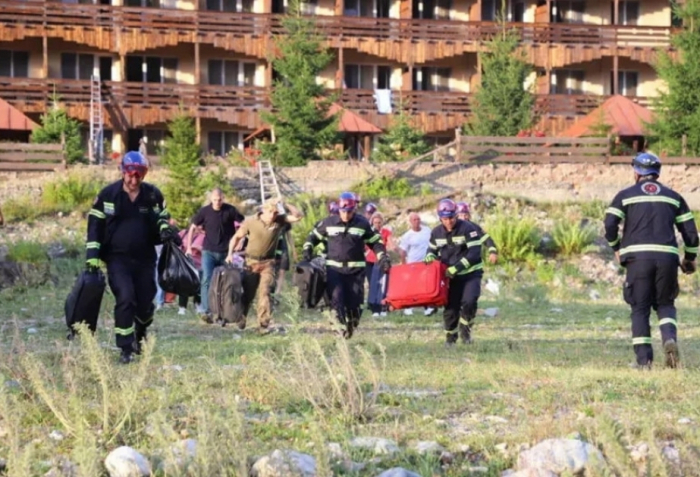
0, 97, 38, 142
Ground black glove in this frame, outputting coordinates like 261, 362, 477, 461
302, 248, 313, 262
681, 259, 697, 275
379, 255, 391, 273
160, 227, 182, 246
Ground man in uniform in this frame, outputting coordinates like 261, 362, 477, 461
605, 153, 698, 369
86, 151, 178, 363
425, 199, 484, 346
227, 199, 303, 333
302, 192, 390, 339
456, 202, 498, 265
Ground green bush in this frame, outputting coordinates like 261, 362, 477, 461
484, 211, 541, 262
552, 219, 598, 256
43, 174, 104, 212
580, 199, 608, 220
354, 176, 414, 200
290, 195, 329, 258
7, 241, 48, 264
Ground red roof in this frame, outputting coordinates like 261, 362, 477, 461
0, 98, 38, 131
558, 95, 652, 138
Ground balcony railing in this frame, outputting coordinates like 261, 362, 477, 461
0, 0, 674, 48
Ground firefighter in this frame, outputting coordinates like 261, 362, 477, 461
604, 153, 698, 369
86, 151, 179, 364
303, 192, 390, 339
456, 201, 499, 265
364, 202, 378, 220
425, 199, 484, 346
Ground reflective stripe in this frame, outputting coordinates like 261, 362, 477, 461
452, 236, 466, 244
435, 239, 448, 245
326, 226, 345, 234
608, 237, 620, 247
348, 227, 366, 236
632, 337, 653, 345
446, 328, 459, 334
275, 249, 282, 256
620, 244, 679, 255
365, 234, 380, 244
326, 260, 365, 268
447, 266, 458, 275
459, 318, 472, 326
659, 318, 677, 327
89, 209, 106, 219
103, 202, 115, 214
303, 242, 313, 249
159, 223, 169, 231
676, 212, 694, 223
488, 247, 497, 253
467, 240, 481, 247
460, 257, 470, 267
313, 229, 324, 240
428, 243, 438, 250
685, 246, 699, 253
622, 196, 680, 207
458, 263, 484, 275
86, 242, 100, 250
115, 326, 134, 336
606, 207, 625, 219
376, 252, 384, 260
425, 253, 437, 261
480, 234, 491, 244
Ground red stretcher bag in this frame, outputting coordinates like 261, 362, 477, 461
383, 261, 449, 310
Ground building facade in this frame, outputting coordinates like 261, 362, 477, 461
0, 0, 676, 157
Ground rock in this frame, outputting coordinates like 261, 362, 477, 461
4, 380, 20, 390
48, 430, 64, 441
27, 328, 38, 334
47, 242, 67, 260
469, 467, 488, 474
439, 451, 454, 465
375, 467, 422, 477
662, 442, 681, 468
159, 439, 197, 473
251, 449, 316, 477
350, 437, 400, 455
326, 443, 346, 461
485, 279, 500, 296
104, 446, 151, 477
516, 438, 607, 475
589, 290, 601, 301
413, 441, 445, 455
483, 308, 499, 318
505, 469, 557, 477
678, 418, 692, 424
629, 443, 649, 463
44, 458, 77, 477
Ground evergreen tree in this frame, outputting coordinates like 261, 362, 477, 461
373, 108, 431, 162
31, 96, 85, 164
260, 1, 339, 166
646, 0, 700, 156
465, 29, 535, 136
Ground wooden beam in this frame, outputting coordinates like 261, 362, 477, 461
613, 0, 619, 24
363, 135, 371, 161
613, 54, 618, 94
194, 41, 201, 144
42, 35, 48, 78
337, 46, 344, 89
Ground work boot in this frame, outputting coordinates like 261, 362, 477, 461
664, 339, 680, 369
445, 333, 458, 347
119, 348, 134, 365
343, 321, 355, 340
133, 330, 146, 355
199, 312, 213, 324
459, 325, 472, 345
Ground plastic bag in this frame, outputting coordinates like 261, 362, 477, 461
157, 241, 201, 296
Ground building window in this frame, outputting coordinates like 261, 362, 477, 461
60, 53, 95, 80
613, 71, 638, 96
552, 0, 585, 23
206, 0, 254, 11
344, 65, 391, 89
208, 131, 240, 156
0, 50, 29, 78
414, 67, 451, 91
612, 1, 639, 25
552, 70, 584, 94
208, 60, 256, 86
124, 0, 160, 7
125, 56, 178, 83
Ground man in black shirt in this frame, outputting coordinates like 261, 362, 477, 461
186, 188, 244, 321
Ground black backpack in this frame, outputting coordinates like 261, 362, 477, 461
65, 269, 106, 339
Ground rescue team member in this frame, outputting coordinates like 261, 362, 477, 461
398, 212, 434, 316
86, 152, 178, 364
303, 192, 390, 339
364, 202, 378, 221
425, 199, 484, 346
456, 202, 498, 265
186, 188, 244, 323
363, 202, 381, 289
604, 153, 698, 369
226, 199, 303, 333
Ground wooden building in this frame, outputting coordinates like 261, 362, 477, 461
0, 0, 675, 155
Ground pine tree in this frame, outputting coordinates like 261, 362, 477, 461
31, 95, 85, 164
465, 29, 535, 136
646, 0, 700, 156
373, 108, 431, 162
260, 1, 339, 166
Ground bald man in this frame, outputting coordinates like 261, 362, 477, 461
398, 212, 434, 316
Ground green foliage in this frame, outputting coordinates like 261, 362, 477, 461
580, 199, 608, 220
551, 219, 598, 256
464, 29, 535, 136
260, 7, 338, 166
7, 241, 48, 264
289, 195, 329, 257
31, 96, 85, 164
373, 109, 431, 162
353, 176, 414, 200
646, 0, 700, 155
484, 210, 541, 262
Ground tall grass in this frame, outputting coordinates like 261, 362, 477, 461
7, 241, 48, 264
552, 219, 598, 256
484, 210, 541, 262
289, 195, 330, 258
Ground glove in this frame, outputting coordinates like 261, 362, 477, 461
681, 259, 697, 275
424, 254, 436, 264
302, 248, 313, 262
445, 266, 458, 278
86, 258, 100, 273
379, 255, 391, 273
160, 227, 182, 246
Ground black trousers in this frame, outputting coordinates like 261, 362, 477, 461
107, 257, 156, 350
327, 268, 364, 326
444, 272, 482, 342
624, 258, 679, 365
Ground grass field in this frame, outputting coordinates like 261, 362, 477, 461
2, 257, 700, 477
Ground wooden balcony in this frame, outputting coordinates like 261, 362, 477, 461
0, 0, 674, 64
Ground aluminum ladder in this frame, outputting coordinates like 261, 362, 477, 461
88, 74, 104, 164
257, 159, 282, 204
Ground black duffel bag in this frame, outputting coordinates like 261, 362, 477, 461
157, 241, 200, 297
65, 268, 106, 339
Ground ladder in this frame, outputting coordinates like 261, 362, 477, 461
257, 159, 282, 204
88, 74, 104, 165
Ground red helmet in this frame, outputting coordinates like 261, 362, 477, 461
437, 199, 457, 218
338, 192, 357, 212
456, 202, 470, 215
121, 151, 148, 178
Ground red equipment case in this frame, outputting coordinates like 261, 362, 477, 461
383, 261, 449, 310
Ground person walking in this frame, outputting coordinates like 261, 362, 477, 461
604, 153, 698, 369
398, 212, 434, 316
367, 212, 392, 317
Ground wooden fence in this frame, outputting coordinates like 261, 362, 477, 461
0, 142, 66, 172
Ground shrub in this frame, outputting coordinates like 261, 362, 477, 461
484, 211, 541, 262
354, 175, 414, 200
580, 199, 608, 220
7, 241, 48, 264
42, 174, 104, 212
552, 219, 598, 256
289, 195, 329, 258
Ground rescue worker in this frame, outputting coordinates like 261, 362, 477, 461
456, 202, 499, 265
303, 192, 390, 339
86, 151, 178, 364
604, 153, 698, 369
425, 199, 484, 346
364, 202, 378, 220
364, 202, 381, 290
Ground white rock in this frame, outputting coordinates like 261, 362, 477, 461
27, 328, 38, 334
483, 308, 499, 318
550, 308, 563, 313
251, 449, 316, 477
589, 290, 601, 301
662, 443, 681, 468
326, 443, 346, 461
506, 469, 557, 477
678, 418, 692, 424
48, 430, 64, 441
350, 437, 400, 455
104, 446, 151, 477
485, 279, 500, 296
159, 439, 197, 473
486, 416, 509, 424
413, 441, 445, 455
375, 467, 422, 477
629, 443, 649, 463
517, 439, 607, 474
469, 467, 488, 474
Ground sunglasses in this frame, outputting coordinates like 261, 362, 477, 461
123, 165, 147, 178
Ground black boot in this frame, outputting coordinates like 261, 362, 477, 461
459, 324, 472, 344
133, 330, 147, 355
445, 332, 458, 348
119, 347, 134, 364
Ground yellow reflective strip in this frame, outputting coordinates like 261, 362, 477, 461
115, 326, 134, 336
326, 260, 365, 267
606, 207, 625, 219
327, 226, 345, 234
89, 209, 106, 219
460, 257, 470, 266
446, 328, 459, 334
303, 242, 313, 249
676, 212, 694, 223
159, 224, 169, 231
608, 237, 620, 247
632, 337, 653, 345
348, 227, 365, 236
488, 247, 497, 253
428, 243, 438, 250
458, 263, 484, 275
365, 235, 380, 244
467, 240, 481, 247
459, 318, 472, 326
313, 229, 324, 239
480, 234, 491, 244
622, 196, 680, 207
86, 242, 100, 249
659, 318, 677, 327
435, 239, 448, 245
685, 246, 699, 253
452, 236, 466, 244
620, 244, 679, 255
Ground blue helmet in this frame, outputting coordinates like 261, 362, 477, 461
338, 192, 357, 212
437, 199, 457, 218
328, 201, 339, 215
121, 151, 149, 176
632, 152, 661, 176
